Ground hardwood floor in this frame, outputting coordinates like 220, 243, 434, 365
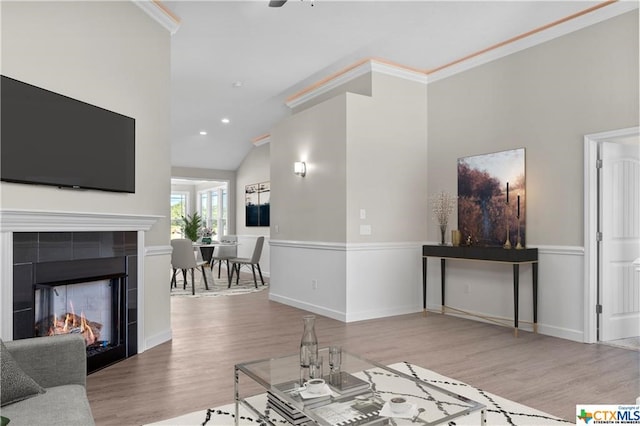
87, 277, 639, 425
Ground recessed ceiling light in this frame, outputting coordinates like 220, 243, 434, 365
221, 118, 230, 124
199, 131, 207, 135
232, 81, 243, 88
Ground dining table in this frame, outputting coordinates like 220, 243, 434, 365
195, 240, 238, 264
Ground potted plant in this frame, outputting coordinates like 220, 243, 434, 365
181, 212, 202, 242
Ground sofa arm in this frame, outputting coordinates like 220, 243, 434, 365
4, 334, 86, 389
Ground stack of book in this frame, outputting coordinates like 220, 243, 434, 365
326, 371, 371, 399
267, 373, 385, 425
266, 389, 314, 425
266, 379, 324, 425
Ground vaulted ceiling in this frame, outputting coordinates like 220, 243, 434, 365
161, 1, 635, 171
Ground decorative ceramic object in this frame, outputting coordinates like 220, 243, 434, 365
451, 230, 462, 247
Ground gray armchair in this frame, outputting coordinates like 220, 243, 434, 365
1, 334, 94, 425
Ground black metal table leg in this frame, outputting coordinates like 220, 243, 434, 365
533, 262, 538, 333
422, 257, 427, 316
513, 263, 519, 337
441, 258, 446, 314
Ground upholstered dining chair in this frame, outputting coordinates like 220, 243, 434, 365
210, 235, 238, 279
228, 236, 265, 288
170, 238, 209, 295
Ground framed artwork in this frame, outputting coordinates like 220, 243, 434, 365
245, 181, 270, 227
457, 148, 525, 247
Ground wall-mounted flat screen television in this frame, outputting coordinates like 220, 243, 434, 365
1, 75, 135, 193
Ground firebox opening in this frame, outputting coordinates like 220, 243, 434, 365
34, 275, 126, 363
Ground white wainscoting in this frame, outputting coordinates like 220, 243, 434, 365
269, 241, 424, 323
144, 245, 173, 351
270, 241, 586, 342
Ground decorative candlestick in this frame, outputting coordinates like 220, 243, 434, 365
516, 195, 523, 249
503, 215, 512, 249
503, 184, 511, 249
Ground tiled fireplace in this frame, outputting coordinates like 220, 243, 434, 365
12, 231, 138, 373
0, 209, 160, 374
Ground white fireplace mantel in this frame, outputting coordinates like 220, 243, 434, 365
0, 209, 163, 345
0, 209, 161, 232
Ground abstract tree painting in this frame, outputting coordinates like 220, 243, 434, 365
457, 148, 525, 247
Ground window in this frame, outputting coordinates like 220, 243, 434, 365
199, 192, 208, 227
221, 188, 228, 236
170, 192, 188, 239
197, 183, 228, 238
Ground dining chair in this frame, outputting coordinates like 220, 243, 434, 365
228, 236, 265, 288
210, 235, 238, 279
170, 238, 209, 295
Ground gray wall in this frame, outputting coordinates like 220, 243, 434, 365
1, 1, 172, 344
271, 71, 428, 244
427, 10, 639, 246
236, 143, 271, 237
271, 94, 348, 243
346, 72, 428, 242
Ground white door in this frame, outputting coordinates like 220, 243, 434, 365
600, 141, 640, 341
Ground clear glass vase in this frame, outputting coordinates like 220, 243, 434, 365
299, 315, 318, 384
440, 224, 447, 245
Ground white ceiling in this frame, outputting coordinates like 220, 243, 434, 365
164, 0, 634, 171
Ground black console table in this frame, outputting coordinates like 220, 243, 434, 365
422, 245, 538, 337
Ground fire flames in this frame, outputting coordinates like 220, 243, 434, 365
47, 301, 102, 346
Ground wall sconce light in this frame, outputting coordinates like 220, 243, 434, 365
294, 161, 307, 177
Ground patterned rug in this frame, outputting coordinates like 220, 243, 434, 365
146, 362, 570, 425
170, 268, 268, 298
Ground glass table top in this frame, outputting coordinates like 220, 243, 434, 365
235, 348, 485, 425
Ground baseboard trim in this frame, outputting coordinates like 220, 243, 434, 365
144, 329, 172, 352
345, 305, 422, 323
270, 292, 420, 323
427, 304, 584, 342
269, 293, 346, 322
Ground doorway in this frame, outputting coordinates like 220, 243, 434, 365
584, 126, 640, 344
170, 178, 231, 240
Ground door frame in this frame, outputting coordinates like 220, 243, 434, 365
584, 126, 639, 343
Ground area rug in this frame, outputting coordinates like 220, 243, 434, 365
170, 271, 268, 298
146, 362, 570, 425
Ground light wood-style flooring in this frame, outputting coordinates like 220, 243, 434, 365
87, 276, 639, 425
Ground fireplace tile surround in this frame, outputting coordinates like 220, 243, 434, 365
0, 209, 162, 372
12, 231, 138, 373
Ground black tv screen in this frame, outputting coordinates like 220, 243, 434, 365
1, 75, 135, 193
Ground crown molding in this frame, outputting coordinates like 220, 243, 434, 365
133, 0, 181, 35
252, 134, 271, 146
285, 1, 636, 106
285, 58, 427, 109
427, 1, 637, 83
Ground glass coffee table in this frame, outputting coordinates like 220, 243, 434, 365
234, 347, 485, 425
